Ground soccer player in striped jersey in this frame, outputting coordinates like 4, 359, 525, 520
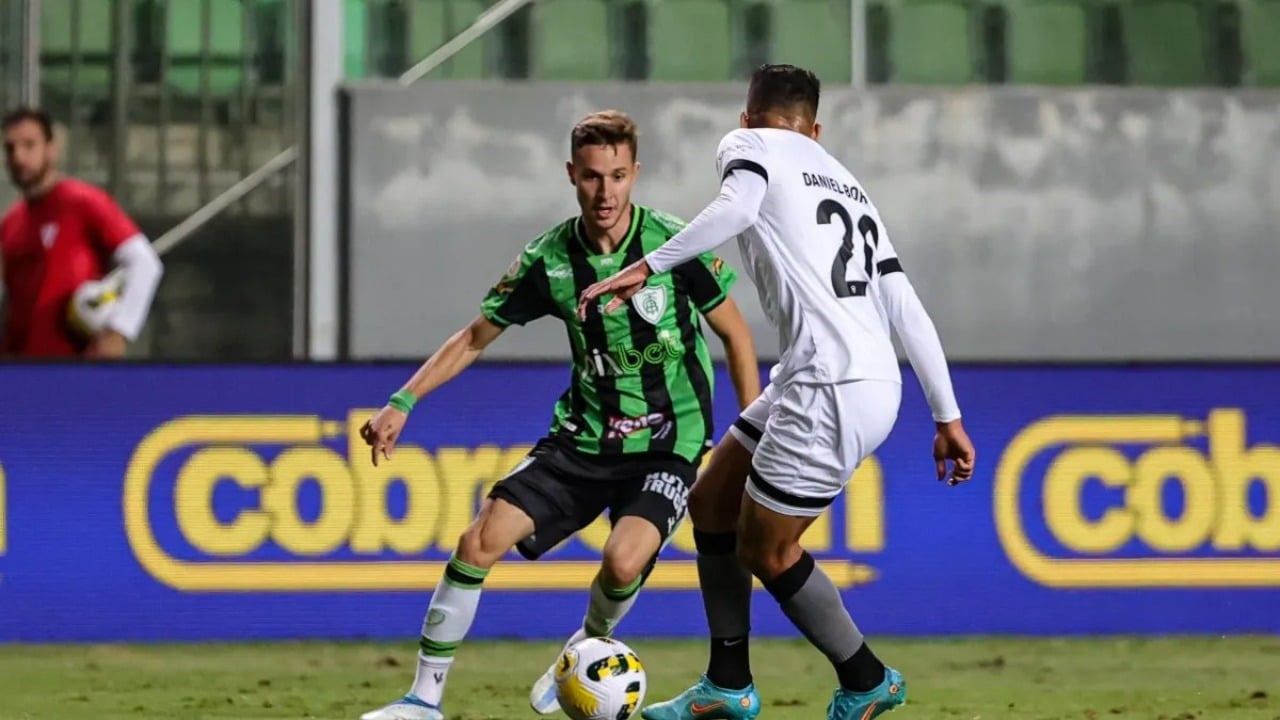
358, 110, 761, 720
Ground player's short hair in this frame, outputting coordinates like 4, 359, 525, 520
1, 106, 54, 141
746, 64, 821, 120
571, 110, 639, 159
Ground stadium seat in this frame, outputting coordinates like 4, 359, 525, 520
647, 0, 736, 81
1120, 0, 1210, 86
408, 0, 489, 79
770, 0, 853, 83
1003, 0, 1089, 84
535, 0, 614, 79
887, 0, 977, 84
40, 0, 114, 94
165, 0, 246, 96
1240, 0, 1280, 85
345, 0, 369, 78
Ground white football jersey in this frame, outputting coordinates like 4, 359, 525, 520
717, 127, 903, 386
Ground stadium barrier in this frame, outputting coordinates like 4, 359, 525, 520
0, 362, 1277, 642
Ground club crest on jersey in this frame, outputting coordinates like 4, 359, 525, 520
40, 223, 58, 249
631, 285, 667, 325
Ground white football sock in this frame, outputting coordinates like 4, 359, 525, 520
582, 573, 642, 638
410, 556, 488, 706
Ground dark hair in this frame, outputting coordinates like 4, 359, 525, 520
746, 64, 821, 119
1, 107, 54, 141
571, 110, 639, 158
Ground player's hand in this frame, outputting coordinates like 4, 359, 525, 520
86, 329, 127, 359
361, 406, 408, 466
933, 419, 976, 486
577, 259, 653, 319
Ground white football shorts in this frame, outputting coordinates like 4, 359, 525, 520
731, 379, 902, 518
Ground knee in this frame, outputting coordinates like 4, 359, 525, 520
455, 522, 506, 570
600, 545, 651, 590
687, 481, 717, 527
736, 534, 801, 582
687, 475, 742, 533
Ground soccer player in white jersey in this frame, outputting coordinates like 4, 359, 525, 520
578, 64, 976, 720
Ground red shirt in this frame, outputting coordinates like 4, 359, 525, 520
1, 178, 141, 357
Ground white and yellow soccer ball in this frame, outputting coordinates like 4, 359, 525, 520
66, 275, 123, 339
554, 637, 647, 720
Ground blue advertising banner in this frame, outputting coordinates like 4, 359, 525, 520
0, 363, 1277, 642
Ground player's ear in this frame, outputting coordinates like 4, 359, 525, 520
632, 161, 641, 178
739, 112, 749, 128
811, 122, 822, 141
565, 160, 575, 186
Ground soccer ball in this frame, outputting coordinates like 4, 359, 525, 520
66, 276, 122, 339
554, 637, 647, 720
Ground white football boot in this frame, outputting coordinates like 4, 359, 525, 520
359, 694, 444, 720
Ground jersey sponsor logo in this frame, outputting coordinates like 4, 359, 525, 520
802, 172, 867, 203
642, 471, 689, 516
546, 265, 574, 280
630, 285, 668, 325
582, 331, 684, 378
995, 409, 1280, 588
605, 413, 673, 440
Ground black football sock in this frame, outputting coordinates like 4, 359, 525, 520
695, 529, 754, 690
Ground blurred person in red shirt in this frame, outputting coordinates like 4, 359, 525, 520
1, 107, 163, 359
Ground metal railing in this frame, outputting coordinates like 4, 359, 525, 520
146, 0, 534, 281
33, 0, 299, 217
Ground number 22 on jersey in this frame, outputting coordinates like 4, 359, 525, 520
816, 198, 879, 299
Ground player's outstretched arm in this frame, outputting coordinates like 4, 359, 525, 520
878, 272, 976, 484
704, 298, 762, 410
399, 314, 504, 400
361, 315, 504, 466
578, 172, 767, 318
644, 171, 766, 276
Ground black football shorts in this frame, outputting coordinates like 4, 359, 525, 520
488, 438, 695, 560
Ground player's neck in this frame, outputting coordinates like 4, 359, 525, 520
581, 203, 633, 254
21, 172, 61, 199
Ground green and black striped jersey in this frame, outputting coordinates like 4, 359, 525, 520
480, 205, 737, 465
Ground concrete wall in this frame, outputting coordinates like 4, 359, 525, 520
341, 82, 1280, 362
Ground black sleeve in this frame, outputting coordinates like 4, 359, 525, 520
480, 256, 557, 326
673, 254, 735, 314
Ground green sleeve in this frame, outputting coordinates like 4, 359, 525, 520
480, 245, 556, 327
674, 252, 738, 314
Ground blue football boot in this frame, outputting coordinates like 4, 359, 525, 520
825, 668, 907, 720
641, 674, 761, 720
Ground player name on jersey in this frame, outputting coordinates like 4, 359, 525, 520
802, 172, 868, 204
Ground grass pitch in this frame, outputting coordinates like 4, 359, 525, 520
0, 637, 1276, 719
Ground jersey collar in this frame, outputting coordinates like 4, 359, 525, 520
574, 205, 642, 257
